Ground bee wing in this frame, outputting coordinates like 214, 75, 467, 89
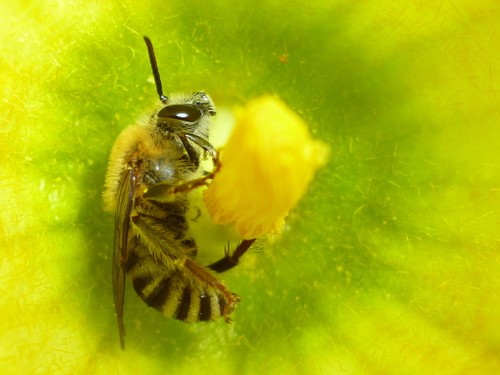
112, 168, 138, 349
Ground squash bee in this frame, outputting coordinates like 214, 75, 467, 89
103, 36, 255, 349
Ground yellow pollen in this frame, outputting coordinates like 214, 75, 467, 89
203, 96, 329, 239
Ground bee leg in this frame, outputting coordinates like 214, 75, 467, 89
184, 258, 239, 318
144, 154, 221, 201
184, 132, 217, 163
169, 161, 219, 194
178, 133, 200, 169
143, 172, 217, 201
207, 239, 256, 273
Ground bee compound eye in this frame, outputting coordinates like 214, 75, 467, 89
157, 104, 202, 123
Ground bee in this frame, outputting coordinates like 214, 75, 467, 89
103, 36, 255, 349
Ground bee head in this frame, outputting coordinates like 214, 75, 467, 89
155, 92, 216, 134
144, 37, 216, 160
143, 36, 216, 132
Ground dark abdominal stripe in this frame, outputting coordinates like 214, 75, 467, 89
131, 268, 223, 322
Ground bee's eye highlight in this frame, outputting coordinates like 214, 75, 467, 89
158, 104, 202, 122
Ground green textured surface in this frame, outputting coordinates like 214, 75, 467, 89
1, 1, 499, 374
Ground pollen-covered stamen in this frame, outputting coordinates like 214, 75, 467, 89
203, 96, 329, 239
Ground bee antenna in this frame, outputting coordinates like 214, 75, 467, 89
143, 36, 168, 103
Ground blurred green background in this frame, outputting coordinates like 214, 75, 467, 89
1, 0, 499, 374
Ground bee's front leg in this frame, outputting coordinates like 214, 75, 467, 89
143, 152, 220, 202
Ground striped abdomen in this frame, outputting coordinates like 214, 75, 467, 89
124, 237, 238, 322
